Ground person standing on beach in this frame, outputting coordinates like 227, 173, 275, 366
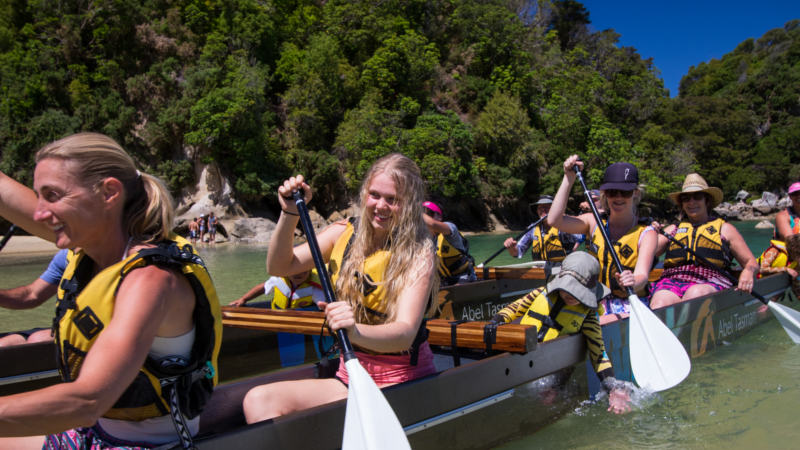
189, 217, 199, 244
207, 212, 218, 245
198, 214, 207, 244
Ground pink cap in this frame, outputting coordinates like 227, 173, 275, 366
789, 182, 800, 194
422, 201, 443, 216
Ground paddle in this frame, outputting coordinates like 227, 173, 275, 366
478, 215, 548, 277
291, 191, 411, 450
571, 165, 690, 392
658, 229, 800, 344
0, 224, 16, 253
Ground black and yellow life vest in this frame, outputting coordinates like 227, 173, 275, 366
270, 270, 322, 310
329, 219, 391, 324
436, 231, 475, 279
518, 288, 613, 379
54, 235, 222, 422
587, 220, 647, 298
328, 218, 428, 364
530, 225, 568, 262
663, 218, 731, 270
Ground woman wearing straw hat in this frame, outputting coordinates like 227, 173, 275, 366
775, 181, 800, 241
650, 173, 757, 309
490, 251, 631, 414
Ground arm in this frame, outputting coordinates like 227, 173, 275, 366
547, 155, 594, 235
266, 175, 346, 276
775, 210, 792, 241
651, 222, 675, 256
0, 265, 192, 435
0, 171, 54, 241
422, 213, 451, 236
581, 312, 631, 414
632, 228, 657, 295
491, 288, 543, 323
323, 251, 436, 353
0, 279, 57, 310
229, 282, 268, 307
722, 222, 758, 292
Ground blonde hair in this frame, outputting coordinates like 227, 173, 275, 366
335, 153, 438, 323
35, 132, 174, 243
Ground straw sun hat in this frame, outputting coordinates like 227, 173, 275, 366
667, 173, 724, 208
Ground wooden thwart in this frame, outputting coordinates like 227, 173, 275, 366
222, 306, 537, 353
483, 266, 663, 282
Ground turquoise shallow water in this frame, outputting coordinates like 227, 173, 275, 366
2, 222, 795, 448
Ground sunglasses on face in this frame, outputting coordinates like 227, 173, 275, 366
678, 192, 707, 203
604, 189, 634, 198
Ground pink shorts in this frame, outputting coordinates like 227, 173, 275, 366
651, 276, 729, 298
44, 426, 150, 449
335, 341, 436, 388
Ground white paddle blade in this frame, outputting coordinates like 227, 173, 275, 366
342, 359, 411, 450
768, 302, 800, 344
627, 295, 691, 392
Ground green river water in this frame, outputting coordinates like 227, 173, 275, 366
2, 223, 798, 448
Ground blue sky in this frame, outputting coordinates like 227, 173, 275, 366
580, 1, 800, 97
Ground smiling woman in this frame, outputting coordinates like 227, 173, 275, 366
0, 132, 222, 449
547, 155, 657, 323
243, 153, 439, 424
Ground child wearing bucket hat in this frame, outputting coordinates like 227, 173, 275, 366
504, 194, 580, 263
546, 155, 658, 321
650, 173, 758, 309
491, 251, 631, 414
775, 181, 800, 241
422, 201, 477, 286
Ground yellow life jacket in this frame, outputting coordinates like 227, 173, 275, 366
757, 240, 798, 271
54, 235, 222, 422
663, 218, 731, 270
270, 270, 322, 309
436, 231, 474, 279
530, 225, 568, 262
518, 288, 613, 378
329, 219, 391, 324
520, 288, 593, 340
588, 220, 647, 298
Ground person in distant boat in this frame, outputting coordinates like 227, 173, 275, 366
757, 233, 800, 279
504, 195, 580, 265
229, 269, 324, 309
775, 181, 800, 241
650, 173, 757, 310
0, 249, 68, 347
579, 189, 605, 215
189, 217, 199, 244
548, 156, 657, 324
242, 153, 439, 424
422, 201, 476, 286
207, 212, 218, 245
490, 251, 631, 414
0, 133, 222, 449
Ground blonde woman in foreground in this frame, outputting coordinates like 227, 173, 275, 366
243, 153, 439, 423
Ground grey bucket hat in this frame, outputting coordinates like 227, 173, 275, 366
546, 251, 610, 308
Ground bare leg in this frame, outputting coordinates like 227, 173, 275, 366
681, 283, 718, 301
0, 334, 26, 347
26, 329, 53, 344
0, 435, 45, 449
649, 289, 681, 310
243, 378, 348, 424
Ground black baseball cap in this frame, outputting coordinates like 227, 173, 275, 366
599, 163, 638, 191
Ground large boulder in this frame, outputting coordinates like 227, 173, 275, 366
227, 218, 276, 244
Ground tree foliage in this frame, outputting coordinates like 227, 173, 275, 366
1, 2, 799, 228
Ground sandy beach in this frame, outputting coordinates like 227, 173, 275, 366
0, 235, 59, 266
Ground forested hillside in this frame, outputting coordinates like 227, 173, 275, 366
1, 0, 798, 228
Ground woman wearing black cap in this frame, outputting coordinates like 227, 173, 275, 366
491, 251, 631, 414
547, 155, 657, 323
